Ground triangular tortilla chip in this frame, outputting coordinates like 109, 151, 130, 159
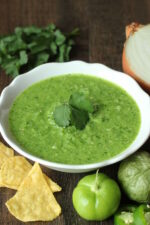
44, 174, 61, 192
0, 156, 61, 192
6, 163, 61, 222
0, 156, 31, 189
0, 142, 14, 167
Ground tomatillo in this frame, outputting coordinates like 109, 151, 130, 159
72, 172, 121, 221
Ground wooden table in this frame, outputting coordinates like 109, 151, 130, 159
0, 0, 149, 224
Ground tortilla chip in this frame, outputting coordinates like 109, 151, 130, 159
6, 163, 61, 222
0, 152, 9, 168
0, 156, 61, 192
0, 142, 14, 167
0, 142, 14, 157
44, 174, 61, 192
0, 156, 31, 189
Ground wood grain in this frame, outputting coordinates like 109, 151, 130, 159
0, 0, 149, 224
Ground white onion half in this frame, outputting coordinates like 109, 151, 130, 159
122, 23, 150, 93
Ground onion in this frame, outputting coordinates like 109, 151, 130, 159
122, 22, 150, 93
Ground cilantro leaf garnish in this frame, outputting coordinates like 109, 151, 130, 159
71, 107, 89, 130
0, 24, 79, 77
53, 104, 71, 127
53, 92, 98, 130
69, 92, 94, 113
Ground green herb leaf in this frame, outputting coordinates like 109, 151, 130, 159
50, 42, 57, 55
3, 60, 19, 77
30, 44, 48, 54
71, 107, 89, 130
67, 28, 80, 38
0, 40, 7, 55
69, 92, 94, 113
53, 104, 71, 127
7, 38, 27, 53
34, 52, 49, 67
1, 56, 20, 76
22, 26, 41, 35
64, 45, 72, 61
19, 50, 28, 65
53, 91, 96, 130
55, 30, 66, 46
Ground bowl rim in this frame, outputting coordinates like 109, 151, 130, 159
0, 60, 150, 171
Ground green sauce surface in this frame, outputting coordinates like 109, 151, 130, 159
9, 74, 141, 164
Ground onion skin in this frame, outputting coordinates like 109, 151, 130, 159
125, 22, 143, 38
122, 23, 150, 94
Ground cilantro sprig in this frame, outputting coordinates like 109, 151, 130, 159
54, 92, 97, 130
0, 24, 79, 77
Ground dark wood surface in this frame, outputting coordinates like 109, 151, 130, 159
0, 0, 149, 224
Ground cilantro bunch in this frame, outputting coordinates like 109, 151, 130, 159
0, 24, 79, 77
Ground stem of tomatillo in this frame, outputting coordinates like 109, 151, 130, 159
94, 169, 100, 191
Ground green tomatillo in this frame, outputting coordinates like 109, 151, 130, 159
72, 172, 121, 221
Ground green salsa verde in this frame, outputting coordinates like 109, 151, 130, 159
9, 74, 141, 165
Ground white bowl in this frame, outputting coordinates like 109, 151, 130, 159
0, 61, 150, 173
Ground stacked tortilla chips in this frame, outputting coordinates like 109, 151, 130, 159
0, 142, 62, 222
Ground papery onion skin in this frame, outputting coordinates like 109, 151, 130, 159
122, 23, 150, 94
125, 22, 143, 39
